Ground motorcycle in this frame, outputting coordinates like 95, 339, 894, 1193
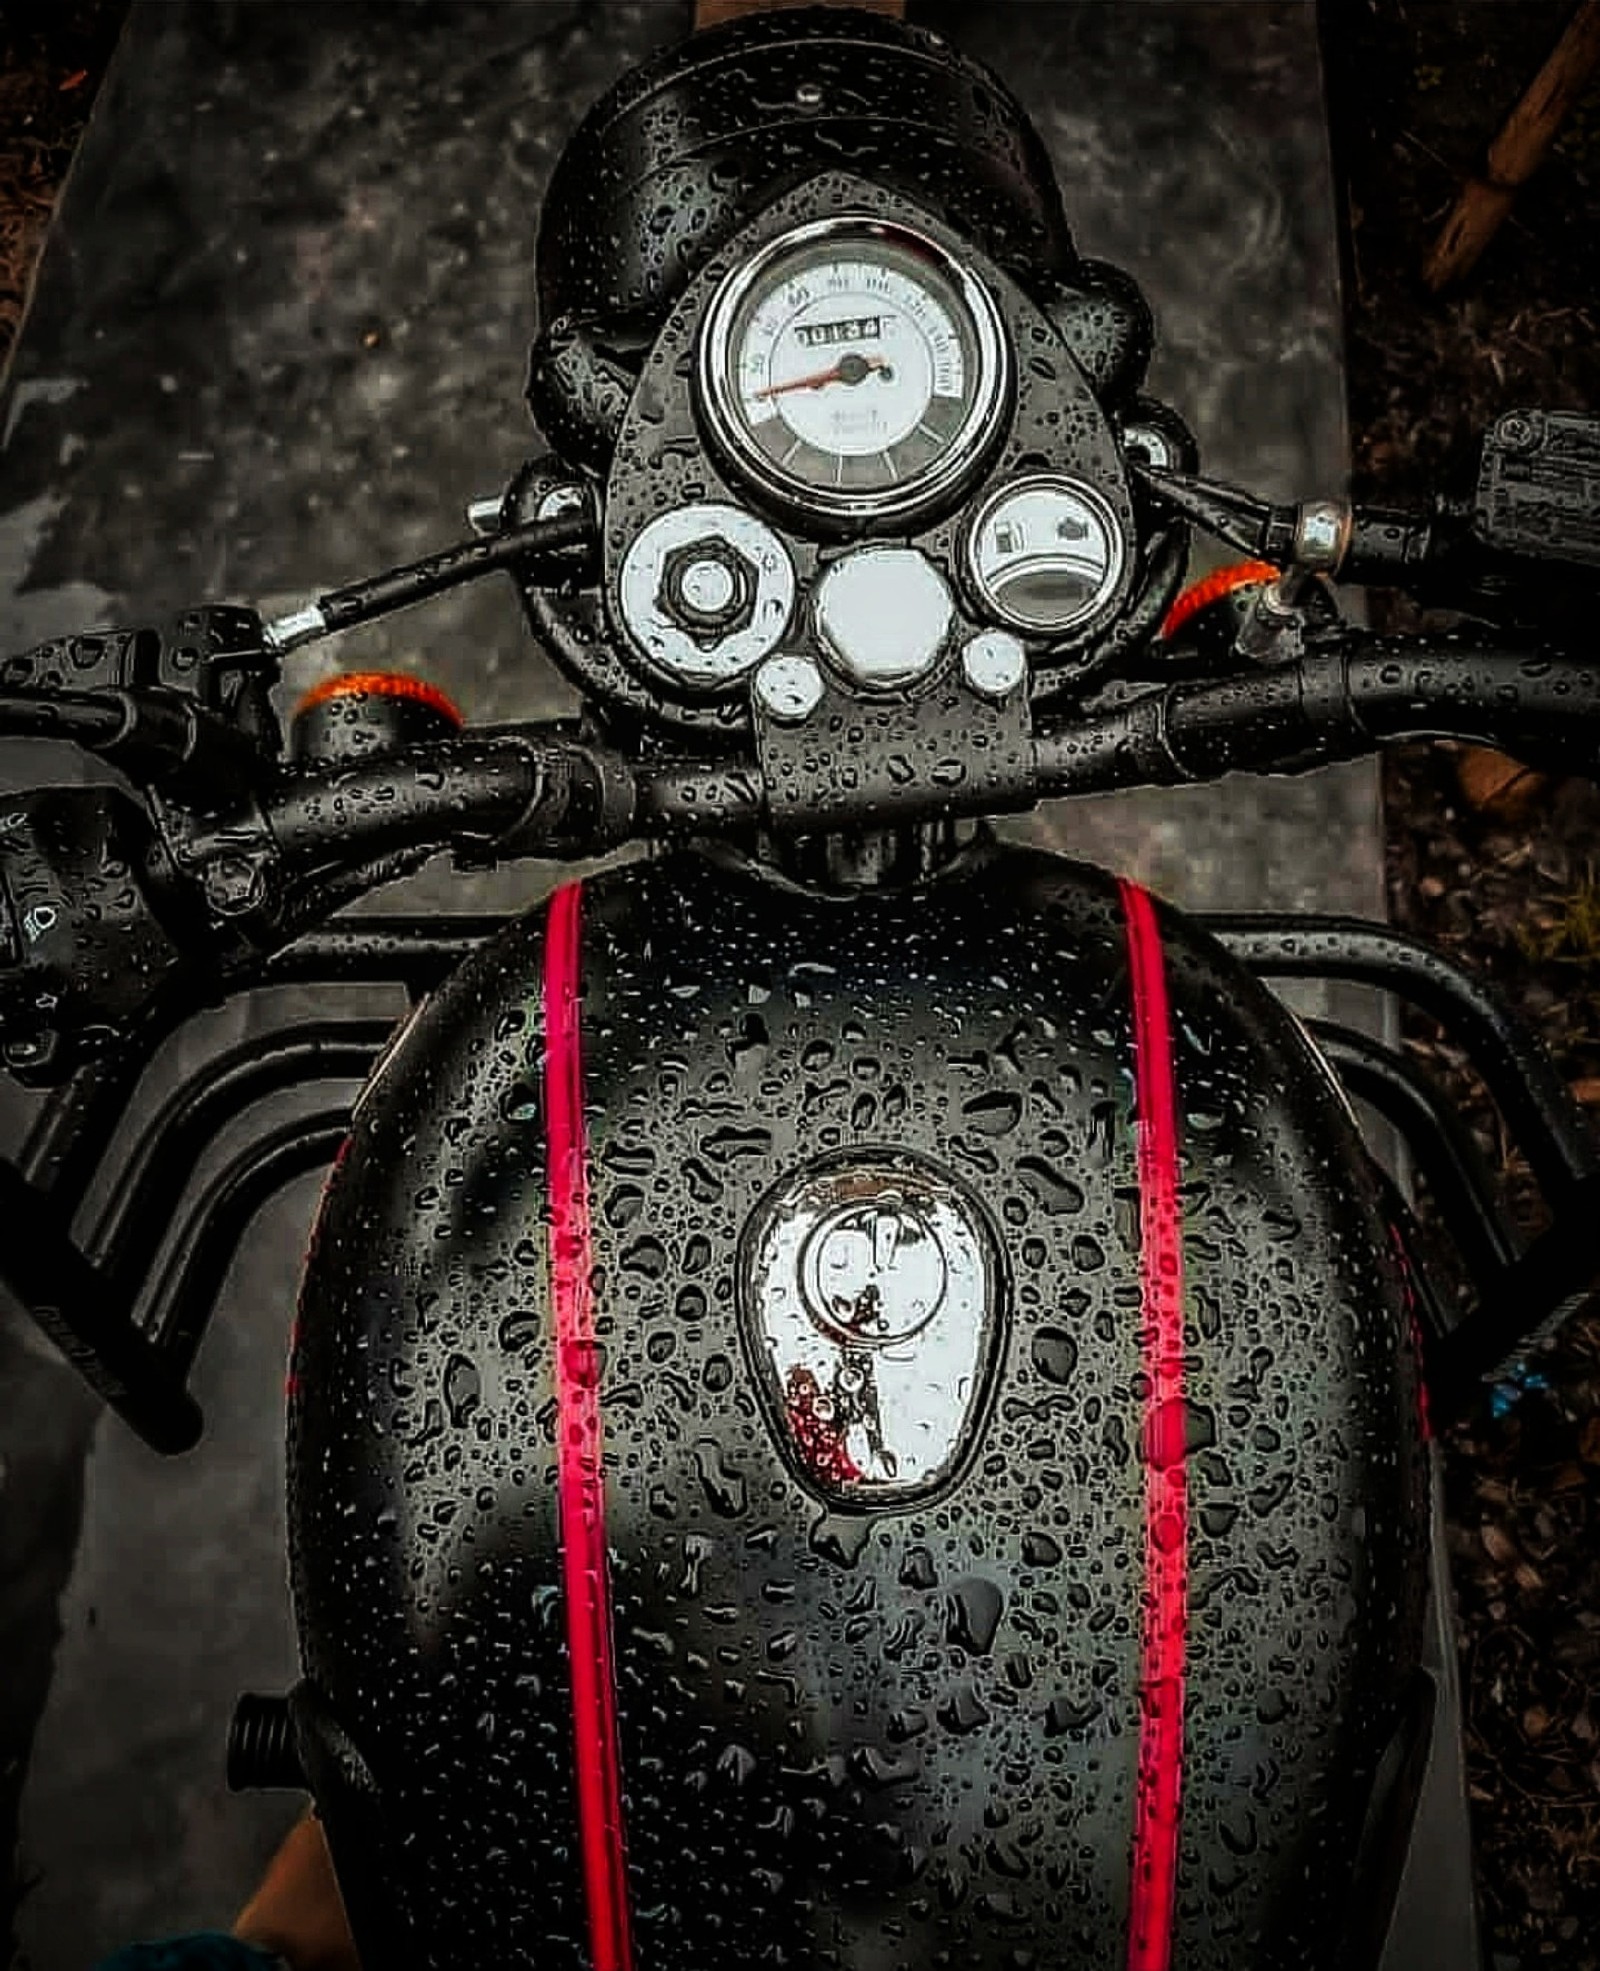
2, 7, 1599, 1967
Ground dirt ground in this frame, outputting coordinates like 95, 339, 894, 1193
1330, 3, 1600, 1960
3, 1, 1600, 1963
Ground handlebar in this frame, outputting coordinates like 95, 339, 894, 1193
1034, 634, 1600, 798
236, 630, 1600, 885
0, 439, 1596, 1080
3, 622, 1587, 1078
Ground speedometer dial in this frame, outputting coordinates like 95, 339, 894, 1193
697, 217, 1011, 526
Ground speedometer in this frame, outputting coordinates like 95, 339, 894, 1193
697, 217, 1011, 526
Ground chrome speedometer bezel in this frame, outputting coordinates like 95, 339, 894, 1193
696, 215, 1012, 528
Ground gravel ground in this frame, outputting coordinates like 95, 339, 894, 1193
3, 1, 1600, 1963
1329, 3, 1600, 1959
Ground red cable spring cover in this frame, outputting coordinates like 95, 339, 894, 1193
1160, 559, 1278, 642
292, 669, 463, 727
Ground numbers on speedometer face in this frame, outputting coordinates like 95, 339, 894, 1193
698, 220, 1010, 524
739, 257, 964, 474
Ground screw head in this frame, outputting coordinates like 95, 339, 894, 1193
754, 654, 826, 725
960, 630, 1028, 702
1497, 413, 1539, 454
203, 853, 266, 917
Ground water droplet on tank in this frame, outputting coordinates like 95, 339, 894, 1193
937, 1684, 991, 1735
810, 1512, 871, 1567
946, 1576, 1004, 1655
717, 1742, 758, 1787
899, 1545, 937, 1590
443, 1352, 480, 1427
622, 1236, 669, 1280
962, 1090, 1023, 1136
1031, 1327, 1077, 1385
1017, 1157, 1086, 1215
694, 1440, 747, 1517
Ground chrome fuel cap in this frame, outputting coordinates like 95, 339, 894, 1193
739, 1152, 1004, 1507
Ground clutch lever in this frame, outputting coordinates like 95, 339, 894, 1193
262, 503, 599, 654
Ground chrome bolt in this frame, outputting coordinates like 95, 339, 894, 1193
660, 538, 756, 637
1122, 422, 1175, 470
262, 603, 329, 654
679, 556, 737, 617
960, 630, 1028, 702
536, 483, 587, 522
203, 854, 267, 917
754, 653, 825, 724
619, 504, 794, 688
1292, 499, 1350, 573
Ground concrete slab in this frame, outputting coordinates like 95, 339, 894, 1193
0, 3, 1440, 1964
941, 1, 1383, 929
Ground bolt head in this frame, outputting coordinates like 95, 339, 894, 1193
203, 854, 266, 917
660, 538, 757, 639
754, 654, 826, 725
960, 630, 1028, 702
1497, 413, 1539, 454
680, 558, 736, 615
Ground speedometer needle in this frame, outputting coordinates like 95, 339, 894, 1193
754, 353, 889, 399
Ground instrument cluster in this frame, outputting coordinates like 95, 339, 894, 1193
518, 179, 1177, 745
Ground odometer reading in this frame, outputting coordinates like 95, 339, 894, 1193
698, 218, 1010, 525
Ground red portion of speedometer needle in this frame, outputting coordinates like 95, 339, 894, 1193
753, 352, 889, 400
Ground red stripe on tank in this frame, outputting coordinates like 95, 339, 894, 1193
1118, 878, 1188, 1971
544, 881, 635, 1971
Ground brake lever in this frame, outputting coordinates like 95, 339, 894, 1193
0, 784, 198, 1082
1142, 412, 1600, 637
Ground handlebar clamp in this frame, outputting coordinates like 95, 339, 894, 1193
460, 736, 638, 863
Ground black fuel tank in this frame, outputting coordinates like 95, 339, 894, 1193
288, 839, 1428, 1970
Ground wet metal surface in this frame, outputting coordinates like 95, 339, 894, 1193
0, 2, 1448, 1964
